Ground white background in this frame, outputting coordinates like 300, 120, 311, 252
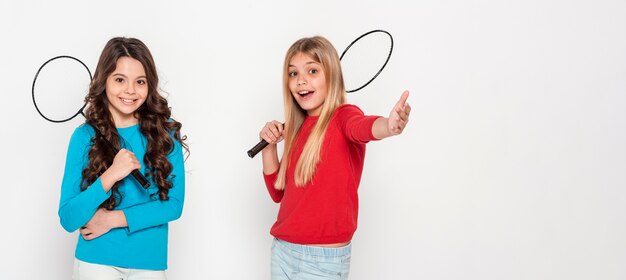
1, 0, 625, 279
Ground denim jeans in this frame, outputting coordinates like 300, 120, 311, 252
271, 238, 352, 280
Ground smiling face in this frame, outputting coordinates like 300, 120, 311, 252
288, 52, 328, 116
105, 56, 148, 127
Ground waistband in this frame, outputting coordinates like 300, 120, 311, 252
274, 238, 352, 257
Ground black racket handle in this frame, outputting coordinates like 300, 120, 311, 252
247, 139, 269, 158
131, 169, 151, 189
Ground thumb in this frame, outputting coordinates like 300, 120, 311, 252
396, 90, 410, 108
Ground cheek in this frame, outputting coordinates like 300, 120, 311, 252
288, 80, 297, 92
138, 92, 149, 106
105, 87, 115, 103
315, 85, 327, 98
135, 85, 148, 99
315, 78, 327, 91
288, 88, 298, 99
105, 82, 120, 96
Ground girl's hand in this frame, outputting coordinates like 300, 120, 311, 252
100, 149, 141, 191
79, 208, 126, 241
260, 120, 284, 145
387, 90, 411, 135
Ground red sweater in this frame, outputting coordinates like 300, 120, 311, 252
263, 104, 380, 244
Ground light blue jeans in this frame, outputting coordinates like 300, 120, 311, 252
271, 238, 352, 280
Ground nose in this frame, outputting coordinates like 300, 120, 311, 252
297, 75, 307, 86
125, 82, 136, 94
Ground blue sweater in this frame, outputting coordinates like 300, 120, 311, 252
58, 123, 185, 270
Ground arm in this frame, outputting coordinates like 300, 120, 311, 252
120, 139, 186, 233
260, 120, 282, 174
260, 120, 284, 202
79, 135, 185, 239
372, 90, 411, 139
263, 171, 283, 203
58, 126, 112, 232
59, 125, 143, 235
262, 141, 280, 175
79, 208, 127, 240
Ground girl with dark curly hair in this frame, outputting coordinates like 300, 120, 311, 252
58, 37, 187, 279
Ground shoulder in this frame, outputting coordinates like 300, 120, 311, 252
66, 123, 96, 153
71, 123, 96, 141
332, 104, 365, 120
336, 103, 364, 113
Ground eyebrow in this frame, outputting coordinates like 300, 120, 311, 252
288, 61, 319, 67
111, 73, 147, 79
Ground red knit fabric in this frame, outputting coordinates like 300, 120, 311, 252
263, 104, 380, 244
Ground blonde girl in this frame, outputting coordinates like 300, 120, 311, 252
259, 36, 411, 279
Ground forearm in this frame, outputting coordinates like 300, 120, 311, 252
59, 178, 111, 232
263, 169, 283, 202
123, 195, 184, 232
372, 117, 393, 140
124, 142, 185, 233
262, 144, 280, 175
99, 171, 116, 192
261, 145, 283, 202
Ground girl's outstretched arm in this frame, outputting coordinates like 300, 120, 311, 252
372, 90, 411, 139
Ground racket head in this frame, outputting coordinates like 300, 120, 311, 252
32, 55, 92, 123
340, 30, 394, 93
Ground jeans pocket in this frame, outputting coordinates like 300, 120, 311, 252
298, 256, 350, 280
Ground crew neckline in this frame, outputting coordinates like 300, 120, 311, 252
305, 115, 319, 121
116, 123, 139, 131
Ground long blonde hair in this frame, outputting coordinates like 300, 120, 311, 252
275, 36, 347, 189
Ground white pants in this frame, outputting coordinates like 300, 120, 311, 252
73, 259, 166, 280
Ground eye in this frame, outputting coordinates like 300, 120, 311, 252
115, 77, 124, 83
288, 71, 297, 77
137, 79, 147, 85
308, 69, 318, 74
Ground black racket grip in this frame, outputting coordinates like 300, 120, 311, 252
247, 139, 269, 158
131, 169, 151, 189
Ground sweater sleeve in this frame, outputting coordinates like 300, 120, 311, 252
336, 104, 381, 143
122, 138, 185, 233
58, 125, 112, 232
263, 171, 284, 203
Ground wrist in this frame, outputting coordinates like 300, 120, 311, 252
100, 170, 114, 192
372, 117, 392, 139
110, 210, 128, 228
263, 143, 278, 152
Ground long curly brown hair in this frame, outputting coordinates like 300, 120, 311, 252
81, 37, 188, 210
